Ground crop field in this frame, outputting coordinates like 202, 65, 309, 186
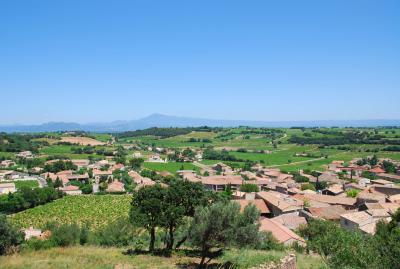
143, 162, 200, 173
60, 136, 105, 146
30, 137, 59, 144
92, 133, 112, 142
9, 195, 131, 230
39, 145, 101, 159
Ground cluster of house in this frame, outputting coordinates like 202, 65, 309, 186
40, 159, 126, 195
0, 169, 41, 194
176, 159, 400, 245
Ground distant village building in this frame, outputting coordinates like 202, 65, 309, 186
24, 227, 43, 240
132, 152, 142, 158
71, 159, 90, 169
16, 151, 34, 159
0, 160, 16, 168
0, 182, 16, 194
106, 181, 125, 192
259, 218, 306, 246
148, 154, 167, 163
61, 185, 82, 195
340, 209, 391, 235
0, 170, 14, 181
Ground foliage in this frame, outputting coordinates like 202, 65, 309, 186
130, 181, 209, 252
372, 210, 400, 269
92, 218, 137, 247
299, 218, 380, 269
130, 184, 165, 252
292, 172, 310, 183
129, 157, 144, 170
239, 183, 259, 193
301, 183, 316, 191
43, 160, 77, 173
382, 160, 397, 173
117, 127, 215, 139
0, 214, 24, 255
188, 201, 260, 267
203, 149, 239, 162
346, 189, 360, 198
0, 187, 64, 214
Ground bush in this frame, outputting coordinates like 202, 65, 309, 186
93, 218, 137, 247
0, 214, 24, 255
24, 237, 55, 251
256, 231, 284, 251
240, 184, 259, 193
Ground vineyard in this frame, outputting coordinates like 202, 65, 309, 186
9, 195, 131, 230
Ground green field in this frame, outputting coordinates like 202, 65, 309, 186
39, 145, 101, 159
143, 162, 199, 173
12, 180, 39, 189
9, 195, 131, 230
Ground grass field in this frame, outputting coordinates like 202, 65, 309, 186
9, 195, 131, 230
143, 162, 199, 173
13, 180, 39, 189
39, 145, 101, 159
0, 246, 324, 269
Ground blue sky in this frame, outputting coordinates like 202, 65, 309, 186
1, 0, 399, 124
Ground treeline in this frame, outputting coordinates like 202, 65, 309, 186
203, 149, 240, 162
0, 187, 64, 214
71, 146, 114, 156
43, 160, 77, 173
0, 133, 45, 153
290, 131, 400, 146
116, 127, 218, 139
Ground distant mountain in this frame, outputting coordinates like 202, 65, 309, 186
1, 113, 399, 133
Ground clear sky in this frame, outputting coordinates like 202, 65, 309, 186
1, 0, 399, 124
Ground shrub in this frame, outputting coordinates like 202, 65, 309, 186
0, 214, 24, 255
240, 184, 259, 193
93, 218, 136, 247
45, 223, 82, 247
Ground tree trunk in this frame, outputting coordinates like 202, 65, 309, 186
174, 235, 187, 249
149, 227, 155, 252
167, 226, 174, 250
199, 245, 208, 268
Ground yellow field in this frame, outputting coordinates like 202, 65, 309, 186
60, 136, 105, 146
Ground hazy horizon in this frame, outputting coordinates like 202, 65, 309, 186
1, 1, 399, 124
1, 113, 400, 127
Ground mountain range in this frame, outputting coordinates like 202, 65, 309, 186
1, 113, 399, 133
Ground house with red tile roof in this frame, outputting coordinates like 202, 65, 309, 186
106, 181, 125, 192
61, 185, 82, 195
259, 218, 305, 246
272, 213, 307, 230
257, 191, 303, 216
234, 199, 270, 216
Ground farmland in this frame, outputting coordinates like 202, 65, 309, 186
9, 195, 131, 230
1, 127, 400, 173
142, 162, 199, 173
60, 136, 105, 146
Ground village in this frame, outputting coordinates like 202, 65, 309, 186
1, 137, 400, 249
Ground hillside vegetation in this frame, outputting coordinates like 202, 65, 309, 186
0, 246, 324, 269
9, 195, 131, 230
